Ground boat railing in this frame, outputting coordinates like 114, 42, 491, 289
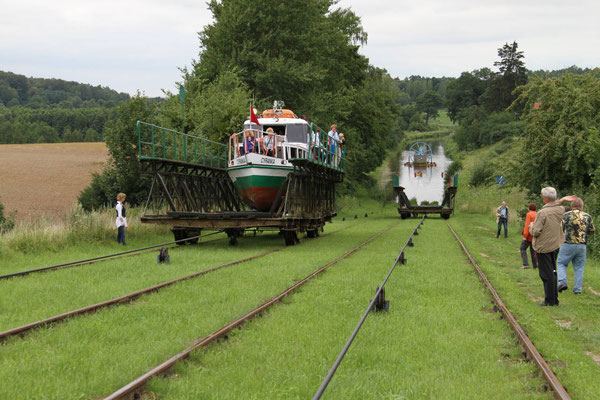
227, 124, 345, 172
307, 123, 345, 171
137, 121, 228, 168
228, 129, 285, 165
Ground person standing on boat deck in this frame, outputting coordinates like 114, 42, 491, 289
531, 187, 564, 306
557, 198, 595, 294
263, 127, 275, 156
311, 129, 321, 159
115, 193, 127, 246
339, 133, 345, 160
496, 201, 509, 238
328, 124, 339, 165
244, 130, 255, 154
520, 203, 537, 269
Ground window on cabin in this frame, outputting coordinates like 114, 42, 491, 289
244, 123, 261, 132
286, 124, 308, 143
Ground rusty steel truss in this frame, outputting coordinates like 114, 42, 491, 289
141, 159, 245, 215
140, 158, 341, 245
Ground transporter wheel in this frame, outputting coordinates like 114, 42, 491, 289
306, 228, 320, 238
172, 228, 188, 245
185, 229, 202, 245
225, 228, 244, 246
172, 228, 202, 245
441, 213, 450, 220
283, 230, 298, 246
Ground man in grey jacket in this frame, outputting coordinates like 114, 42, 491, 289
531, 187, 565, 306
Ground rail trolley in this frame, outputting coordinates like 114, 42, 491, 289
137, 102, 344, 245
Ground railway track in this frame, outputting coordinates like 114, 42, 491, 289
0, 232, 223, 281
313, 217, 424, 399
447, 223, 570, 400
0, 224, 355, 342
103, 221, 399, 400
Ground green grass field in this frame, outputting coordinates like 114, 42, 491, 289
0, 209, 575, 399
146, 217, 550, 399
0, 216, 387, 398
1, 133, 600, 398
450, 213, 600, 399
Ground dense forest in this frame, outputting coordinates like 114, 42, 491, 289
80, 0, 418, 209
0, 71, 130, 143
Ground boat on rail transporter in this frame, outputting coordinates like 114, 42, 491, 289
394, 141, 457, 219
136, 101, 344, 245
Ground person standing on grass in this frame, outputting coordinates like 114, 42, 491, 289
115, 192, 127, 246
520, 203, 538, 269
496, 201, 509, 238
557, 198, 595, 295
531, 187, 564, 306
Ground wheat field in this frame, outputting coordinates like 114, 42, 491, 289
0, 143, 108, 220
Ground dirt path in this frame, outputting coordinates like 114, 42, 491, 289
0, 143, 108, 220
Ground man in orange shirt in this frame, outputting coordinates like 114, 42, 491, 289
520, 203, 537, 269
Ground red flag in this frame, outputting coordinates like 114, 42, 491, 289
250, 106, 260, 126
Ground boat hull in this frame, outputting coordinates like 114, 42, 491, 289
227, 165, 292, 211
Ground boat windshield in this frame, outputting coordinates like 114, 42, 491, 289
286, 124, 309, 143
244, 123, 260, 131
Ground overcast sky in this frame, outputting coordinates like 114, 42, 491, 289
1, 0, 598, 97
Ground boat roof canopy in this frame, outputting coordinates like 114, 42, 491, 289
244, 118, 309, 127
261, 109, 297, 119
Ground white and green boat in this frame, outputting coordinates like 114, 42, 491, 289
228, 103, 341, 211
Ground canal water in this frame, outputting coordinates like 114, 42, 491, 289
396, 140, 452, 204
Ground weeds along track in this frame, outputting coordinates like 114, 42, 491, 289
0, 224, 356, 342
103, 221, 400, 400
0, 232, 223, 281
447, 223, 570, 400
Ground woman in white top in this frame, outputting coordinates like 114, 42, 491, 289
115, 192, 127, 245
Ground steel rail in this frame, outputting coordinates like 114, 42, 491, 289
313, 216, 424, 400
447, 223, 570, 400
0, 232, 222, 281
0, 247, 281, 343
103, 222, 398, 400
0, 224, 355, 343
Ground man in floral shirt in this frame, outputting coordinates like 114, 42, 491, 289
557, 198, 595, 295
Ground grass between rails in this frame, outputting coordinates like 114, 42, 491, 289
145, 218, 551, 399
0, 216, 390, 399
0, 228, 174, 277
450, 213, 600, 398
0, 230, 275, 331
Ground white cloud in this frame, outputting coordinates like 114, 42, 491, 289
0, 0, 213, 96
339, 0, 600, 77
0, 0, 598, 96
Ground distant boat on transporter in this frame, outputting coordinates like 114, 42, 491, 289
227, 102, 343, 211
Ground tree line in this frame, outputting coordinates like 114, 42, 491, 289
443, 41, 600, 251
82, 0, 411, 209
0, 106, 117, 143
0, 71, 133, 144
446, 44, 595, 153
0, 71, 129, 108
